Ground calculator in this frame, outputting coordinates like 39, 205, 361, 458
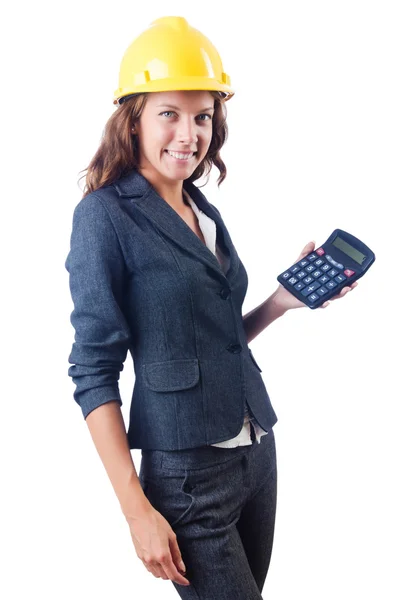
277, 229, 375, 309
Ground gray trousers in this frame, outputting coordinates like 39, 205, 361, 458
139, 427, 277, 599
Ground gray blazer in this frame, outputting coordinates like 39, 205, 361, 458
65, 170, 278, 450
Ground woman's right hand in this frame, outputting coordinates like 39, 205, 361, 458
126, 501, 190, 586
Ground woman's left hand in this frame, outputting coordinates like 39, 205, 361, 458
274, 241, 359, 312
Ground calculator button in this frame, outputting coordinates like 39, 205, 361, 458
316, 248, 325, 256
344, 269, 355, 277
317, 287, 328, 296
303, 276, 313, 284
305, 265, 315, 272
325, 254, 338, 265
307, 254, 317, 261
326, 256, 344, 270
294, 282, 305, 290
299, 259, 309, 267
328, 268, 338, 277
321, 264, 331, 272
326, 280, 337, 289
290, 265, 300, 274
288, 277, 298, 285
296, 271, 306, 279
308, 293, 319, 302
281, 272, 291, 279
312, 270, 322, 278
314, 259, 324, 266
301, 282, 320, 296
334, 274, 347, 283
319, 275, 329, 284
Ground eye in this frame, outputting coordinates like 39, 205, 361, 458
159, 111, 177, 118
197, 114, 212, 121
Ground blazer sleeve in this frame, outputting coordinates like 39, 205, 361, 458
65, 194, 132, 419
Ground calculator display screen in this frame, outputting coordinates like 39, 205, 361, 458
332, 236, 366, 265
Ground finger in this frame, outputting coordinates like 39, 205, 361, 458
151, 560, 176, 582
145, 560, 167, 579
169, 533, 187, 575
331, 286, 352, 301
156, 563, 170, 580
162, 553, 190, 586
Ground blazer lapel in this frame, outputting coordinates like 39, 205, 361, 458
112, 170, 240, 283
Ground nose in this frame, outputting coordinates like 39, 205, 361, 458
176, 116, 199, 145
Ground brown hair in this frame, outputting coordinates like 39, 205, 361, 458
79, 91, 229, 198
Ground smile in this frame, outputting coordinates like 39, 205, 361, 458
165, 150, 196, 161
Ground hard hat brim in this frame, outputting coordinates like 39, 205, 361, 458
113, 76, 234, 105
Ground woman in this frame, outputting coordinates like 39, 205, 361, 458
65, 16, 357, 599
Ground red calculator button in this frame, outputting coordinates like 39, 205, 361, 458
316, 248, 325, 256
344, 269, 355, 277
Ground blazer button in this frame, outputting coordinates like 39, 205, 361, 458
219, 288, 231, 300
227, 343, 242, 353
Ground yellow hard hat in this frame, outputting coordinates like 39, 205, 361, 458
113, 16, 234, 105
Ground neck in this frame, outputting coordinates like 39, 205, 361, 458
138, 166, 187, 210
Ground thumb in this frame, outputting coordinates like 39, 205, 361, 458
295, 240, 316, 263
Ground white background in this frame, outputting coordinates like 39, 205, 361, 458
2, 1, 396, 598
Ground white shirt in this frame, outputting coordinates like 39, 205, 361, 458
183, 190, 268, 447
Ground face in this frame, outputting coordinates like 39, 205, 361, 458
134, 90, 215, 186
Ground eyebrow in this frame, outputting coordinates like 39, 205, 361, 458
156, 104, 215, 112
